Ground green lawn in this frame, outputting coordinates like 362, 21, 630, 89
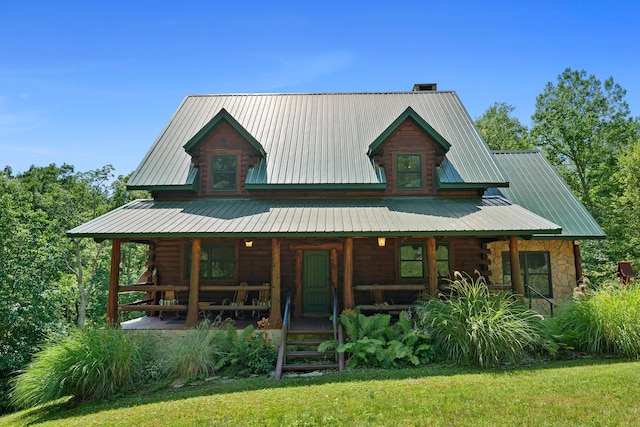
3, 359, 640, 426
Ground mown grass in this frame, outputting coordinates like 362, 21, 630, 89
3, 358, 639, 426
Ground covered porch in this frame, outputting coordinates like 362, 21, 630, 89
67, 196, 564, 330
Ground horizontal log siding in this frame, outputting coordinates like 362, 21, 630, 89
197, 121, 260, 197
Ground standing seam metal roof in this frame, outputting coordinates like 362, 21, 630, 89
487, 151, 605, 239
67, 196, 561, 238
127, 92, 507, 188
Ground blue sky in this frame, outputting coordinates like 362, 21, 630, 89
1, 0, 639, 177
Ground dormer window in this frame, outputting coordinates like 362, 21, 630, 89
211, 155, 238, 191
396, 154, 422, 190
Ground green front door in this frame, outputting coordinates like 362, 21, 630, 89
303, 250, 331, 314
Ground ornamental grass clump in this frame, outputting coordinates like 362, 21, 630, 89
11, 327, 145, 408
415, 272, 546, 367
551, 282, 640, 358
163, 319, 226, 380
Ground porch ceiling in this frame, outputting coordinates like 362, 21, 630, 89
67, 196, 561, 239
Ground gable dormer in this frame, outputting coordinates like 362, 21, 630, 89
368, 107, 450, 195
183, 108, 266, 196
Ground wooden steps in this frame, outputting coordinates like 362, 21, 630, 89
280, 328, 341, 375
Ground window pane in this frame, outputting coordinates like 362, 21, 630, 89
527, 275, 551, 298
436, 244, 450, 278
211, 156, 237, 191
400, 243, 424, 278
526, 252, 549, 275
396, 154, 422, 189
401, 261, 424, 278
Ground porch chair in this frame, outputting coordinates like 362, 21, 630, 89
222, 283, 249, 319
371, 289, 392, 308
159, 290, 179, 320
252, 283, 271, 318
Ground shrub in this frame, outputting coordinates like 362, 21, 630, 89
11, 327, 144, 408
213, 324, 277, 376
322, 308, 434, 369
415, 273, 546, 367
163, 320, 226, 380
550, 282, 640, 357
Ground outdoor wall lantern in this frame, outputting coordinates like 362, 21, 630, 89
244, 239, 254, 248
377, 237, 386, 247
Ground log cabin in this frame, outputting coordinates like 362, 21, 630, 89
68, 84, 605, 331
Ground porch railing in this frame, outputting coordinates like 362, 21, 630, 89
274, 290, 292, 380
525, 285, 556, 316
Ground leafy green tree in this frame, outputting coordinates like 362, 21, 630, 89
531, 68, 638, 218
0, 175, 64, 413
475, 102, 535, 150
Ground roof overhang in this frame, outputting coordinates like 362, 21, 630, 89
67, 196, 562, 240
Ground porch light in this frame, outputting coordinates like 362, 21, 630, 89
244, 239, 253, 248
377, 237, 386, 247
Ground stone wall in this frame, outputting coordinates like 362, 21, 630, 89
487, 240, 578, 312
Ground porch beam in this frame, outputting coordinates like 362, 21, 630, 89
270, 238, 282, 328
107, 239, 121, 326
343, 237, 354, 309
509, 235, 524, 295
185, 238, 201, 327
426, 236, 438, 296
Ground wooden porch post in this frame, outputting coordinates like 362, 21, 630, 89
330, 248, 338, 306
426, 236, 438, 296
185, 238, 201, 327
343, 237, 354, 309
270, 238, 282, 328
107, 239, 121, 326
573, 241, 583, 284
294, 249, 303, 317
509, 235, 524, 295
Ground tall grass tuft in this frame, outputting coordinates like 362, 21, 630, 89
415, 272, 545, 367
551, 282, 640, 357
11, 327, 144, 408
163, 320, 226, 380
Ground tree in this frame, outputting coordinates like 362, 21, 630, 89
531, 68, 637, 218
475, 102, 534, 150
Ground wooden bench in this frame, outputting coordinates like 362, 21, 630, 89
354, 284, 425, 313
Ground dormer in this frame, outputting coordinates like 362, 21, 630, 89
368, 107, 450, 195
183, 108, 266, 196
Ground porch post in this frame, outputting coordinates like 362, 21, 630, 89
294, 249, 303, 317
185, 238, 201, 327
270, 238, 282, 328
107, 239, 121, 326
509, 235, 524, 295
426, 236, 438, 296
573, 240, 583, 284
343, 237, 354, 309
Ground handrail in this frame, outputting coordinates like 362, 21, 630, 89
275, 290, 292, 380
526, 285, 555, 316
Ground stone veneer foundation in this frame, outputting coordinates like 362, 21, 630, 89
487, 240, 578, 313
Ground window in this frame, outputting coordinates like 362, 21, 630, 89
396, 154, 422, 190
400, 243, 424, 278
502, 251, 552, 298
211, 155, 237, 191
436, 244, 450, 279
185, 243, 236, 280
399, 242, 450, 280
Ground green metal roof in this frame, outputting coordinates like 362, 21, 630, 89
67, 196, 561, 239
486, 151, 605, 239
127, 92, 507, 190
